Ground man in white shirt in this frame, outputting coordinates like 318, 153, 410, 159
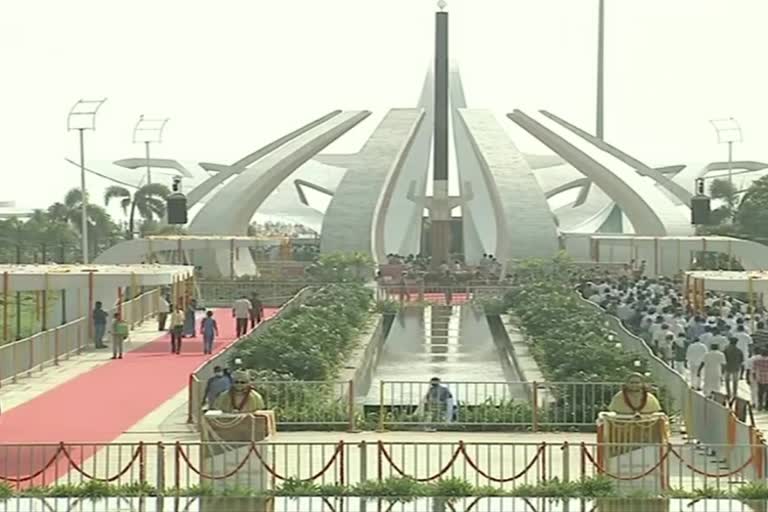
745, 351, 762, 406
699, 343, 726, 397
232, 296, 253, 337
710, 328, 728, 352
734, 325, 753, 373
686, 338, 708, 390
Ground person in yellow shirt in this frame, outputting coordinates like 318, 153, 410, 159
213, 370, 265, 413
608, 372, 662, 416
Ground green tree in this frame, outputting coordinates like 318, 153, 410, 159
47, 188, 121, 259
736, 175, 768, 239
104, 183, 170, 239
709, 178, 739, 223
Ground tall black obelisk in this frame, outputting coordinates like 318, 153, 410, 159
429, 9, 452, 268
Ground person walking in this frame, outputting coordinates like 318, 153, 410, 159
734, 325, 753, 378
232, 296, 252, 337
183, 298, 197, 338
111, 313, 129, 360
698, 343, 726, 398
169, 305, 185, 354
250, 293, 264, 329
750, 348, 768, 411
723, 338, 744, 400
745, 349, 763, 407
201, 310, 219, 355
93, 301, 108, 349
157, 294, 170, 331
686, 337, 707, 390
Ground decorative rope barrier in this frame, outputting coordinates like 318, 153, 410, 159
61, 444, 143, 483
176, 441, 344, 482
0, 444, 143, 484
582, 444, 671, 481
377, 441, 545, 483
459, 443, 545, 483
0, 445, 65, 483
666, 445, 755, 478
377, 442, 462, 482
582, 443, 757, 480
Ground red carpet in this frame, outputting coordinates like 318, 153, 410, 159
0, 307, 276, 485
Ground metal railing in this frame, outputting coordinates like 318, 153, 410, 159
376, 381, 622, 431
1, 440, 765, 494
197, 280, 307, 307
0, 288, 161, 387
377, 284, 510, 305
187, 288, 312, 425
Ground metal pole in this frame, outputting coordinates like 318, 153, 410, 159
79, 128, 89, 264
727, 140, 734, 209
596, 0, 605, 139
145, 140, 152, 184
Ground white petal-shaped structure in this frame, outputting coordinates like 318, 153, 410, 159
508, 110, 692, 236
320, 109, 425, 260
188, 110, 371, 277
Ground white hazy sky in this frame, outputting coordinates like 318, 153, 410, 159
2, 0, 768, 209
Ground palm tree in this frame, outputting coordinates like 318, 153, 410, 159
104, 183, 170, 239
48, 188, 119, 260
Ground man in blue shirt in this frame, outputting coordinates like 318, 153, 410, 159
203, 366, 231, 409
93, 301, 108, 349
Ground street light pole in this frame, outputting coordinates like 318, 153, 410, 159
727, 140, 733, 193
68, 98, 107, 264
596, 0, 605, 139
709, 117, 742, 212
133, 115, 169, 187
78, 128, 89, 263
145, 140, 152, 184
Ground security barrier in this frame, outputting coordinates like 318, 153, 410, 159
0, 288, 161, 386
376, 380, 622, 431
1, 440, 765, 494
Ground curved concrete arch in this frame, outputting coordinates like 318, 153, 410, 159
186, 110, 343, 207
544, 178, 590, 200
508, 110, 681, 236
320, 109, 425, 261
673, 161, 768, 191
459, 109, 559, 259
189, 110, 370, 277
293, 179, 335, 207
539, 110, 693, 205
656, 165, 687, 175
65, 158, 139, 188
114, 158, 196, 179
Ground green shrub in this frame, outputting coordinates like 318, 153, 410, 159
430, 477, 475, 496
0, 482, 12, 500
734, 482, 768, 500
234, 284, 373, 381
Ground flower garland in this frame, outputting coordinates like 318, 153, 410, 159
621, 387, 649, 413
229, 387, 252, 412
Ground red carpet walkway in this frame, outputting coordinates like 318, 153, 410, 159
0, 307, 276, 483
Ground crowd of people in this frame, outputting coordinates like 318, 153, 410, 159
381, 253, 503, 284
582, 272, 768, 409
93, 290, 265, 358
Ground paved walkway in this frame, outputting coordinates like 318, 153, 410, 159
0, 318, 164, 413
